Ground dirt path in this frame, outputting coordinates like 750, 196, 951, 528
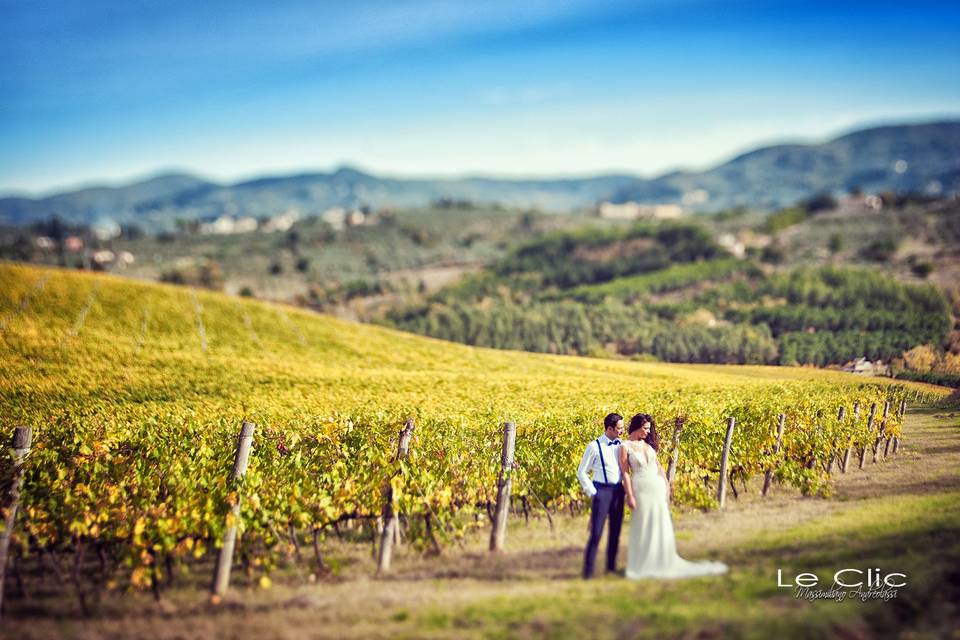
5, 406, 959, 639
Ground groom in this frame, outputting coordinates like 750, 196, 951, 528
577, 412, 625, 579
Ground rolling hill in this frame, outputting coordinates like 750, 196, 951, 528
612, 121, 960, 210
2, 121, 958, 230
4, 261, 940, 423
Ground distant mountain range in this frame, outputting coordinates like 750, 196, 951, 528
2, 120, 958, 230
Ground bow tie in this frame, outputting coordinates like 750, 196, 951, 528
608, 440, 620, 445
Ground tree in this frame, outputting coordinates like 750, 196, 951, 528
517, 211, 538, 231
121, 223, 144, 241
940, 352, 960, 374
910, 261, 933, 278
10, 234, 34, 261
828, 233, 843, 254
859, 233, 899, 262
160, 269, 186, 285
286, 230, 301, 251
903, 344, 937, 373
760, 243, 785, 264
198, 262, 224, 290
802, 192, 837, 214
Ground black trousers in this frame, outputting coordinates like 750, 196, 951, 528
582, 482, 625, 578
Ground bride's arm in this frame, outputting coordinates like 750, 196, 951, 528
620, 446, 636, 509
656, 454, 671, 502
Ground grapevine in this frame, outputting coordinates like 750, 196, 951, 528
0, 263, 948, 599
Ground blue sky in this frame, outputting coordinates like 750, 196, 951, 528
2, 0, 959, 195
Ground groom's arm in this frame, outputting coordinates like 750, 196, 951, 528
576, 444, 597, 497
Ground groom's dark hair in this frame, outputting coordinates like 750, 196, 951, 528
603, 413, 623, 429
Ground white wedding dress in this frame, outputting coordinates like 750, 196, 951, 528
623, 440, 728, 580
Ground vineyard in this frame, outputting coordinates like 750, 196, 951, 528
0, 262, 950, 609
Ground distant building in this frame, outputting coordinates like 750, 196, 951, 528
717, 233, 745, 258
321, 207, 347, 230
597, 202, 642, 219
262, 209, 300, 233
737, 229, 772, 251
596, 201, 683, 220
841, 357, 890, 376
345, 209, 366, 227
92, 218, 121, 241
92, 250, 115, 265
235, 217, 259, 233
199, 215, 260, 235
839, 193, 882, 213
681, 189, 710, 206
321, 207, 374, 230
200, 215, 237, 235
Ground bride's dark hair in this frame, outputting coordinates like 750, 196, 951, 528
628, 413, 659, 451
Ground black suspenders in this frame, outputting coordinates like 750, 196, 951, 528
595, 438, 610, 483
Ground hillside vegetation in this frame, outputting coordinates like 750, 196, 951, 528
387, 220, 953, 365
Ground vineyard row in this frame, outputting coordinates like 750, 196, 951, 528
0, 386, 925, 613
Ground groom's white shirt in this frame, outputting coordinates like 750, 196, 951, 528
576, 433, 622, 497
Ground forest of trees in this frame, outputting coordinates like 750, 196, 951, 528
386, 298, 778, 363
700, 266, 952, 364
493, 221, 723, 289
386, 222, 953, 367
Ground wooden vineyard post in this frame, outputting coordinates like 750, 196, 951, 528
489, 421, 517, 552
827, 406, 845, 474
190, 289, 208, 353
892, 399, 906, 454
762, 414, 786, 497
211, 421, 255, 600
806, 422, 820, 470
872, 401, 889, 464
0, 426, 31, 618
717, 417, 736, 509
858, 403, 877, 469
841, 402, 859, 473
377, 419, 415, 574
666, 417, 685, 499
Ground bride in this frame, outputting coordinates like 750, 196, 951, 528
619, 413, 728, 580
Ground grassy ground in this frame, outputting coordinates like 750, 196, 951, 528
3, 405, 958, 640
